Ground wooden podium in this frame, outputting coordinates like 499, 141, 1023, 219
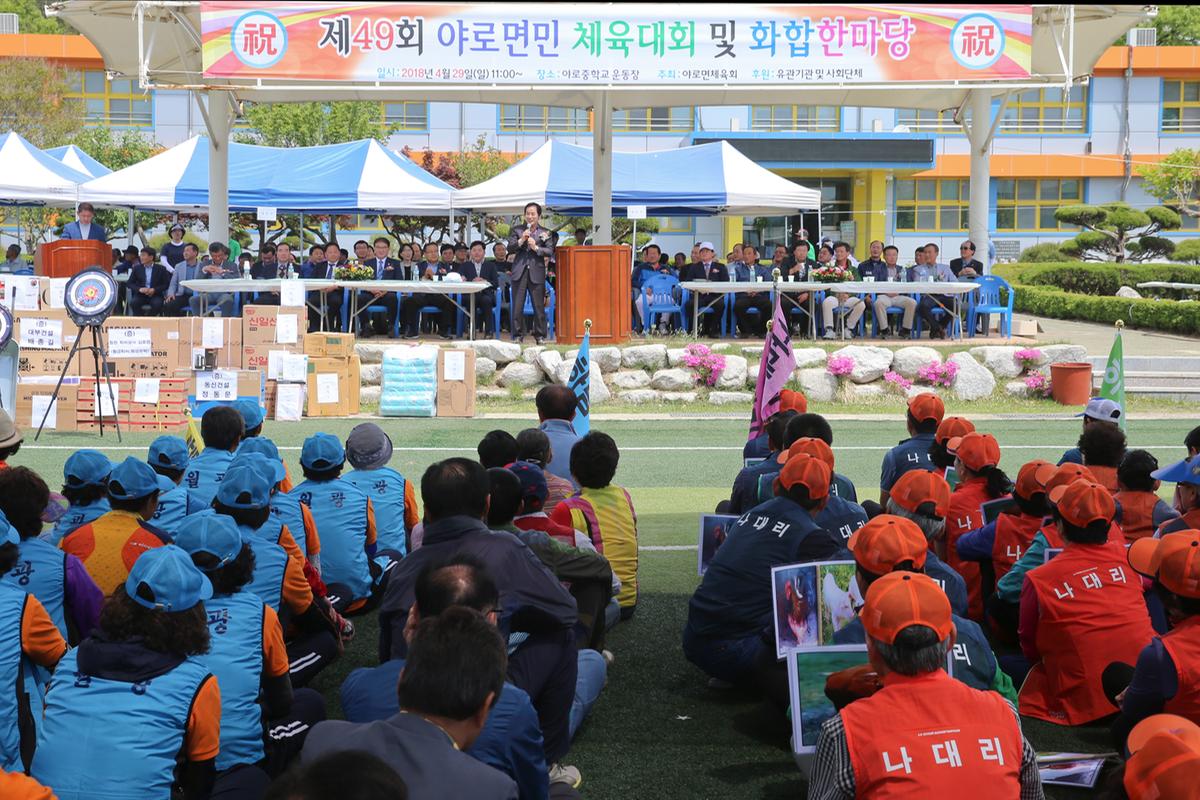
36, 240, 111, 278
555, 245, 632, 345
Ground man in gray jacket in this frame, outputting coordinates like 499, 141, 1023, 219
507, 202, 557, 344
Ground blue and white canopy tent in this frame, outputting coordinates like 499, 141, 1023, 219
453, 140, 821, 216
78, 135, 456, 214
46, 145, 112, 179
0, 132, 92, 204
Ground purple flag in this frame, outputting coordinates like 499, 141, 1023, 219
749, 295, 797, 440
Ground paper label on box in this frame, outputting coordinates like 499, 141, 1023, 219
280, 280, 306, 308
134, 378, 160, 404
19, 319, 62, 350
266, 350, 283, 380
167, 331, 179, 340
48, 279, 68, 309
94, 385, 119, 418
108, 328, 153, 358
276, 384, 303, 421
12, 277, 39, 311
276, 313, 298, 344
316, 372, 339, 404
278, 354, 308, 383
443, 350, 466, 381
30, 395, 56, 429
197, 370, 237, 402
201, 318, 224, 348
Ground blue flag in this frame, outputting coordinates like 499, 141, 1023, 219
568, 329, 590, 435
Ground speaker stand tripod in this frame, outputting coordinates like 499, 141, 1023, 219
35, 324, 121, 441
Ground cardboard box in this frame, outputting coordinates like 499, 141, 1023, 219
76, 377, 187, 431
14, 309, 72, 353
17, 349, 77, 378
346, 355, 361, 415
101, 318, 180, 378
242, 342, 305, 378
304, 332, 355, 358
436, 348, 476, 418
177, 317, 243, 370
306, 357, 349, 417
15, 380, 78, 432
243, 304, 305, 346
174, 369, 265, 417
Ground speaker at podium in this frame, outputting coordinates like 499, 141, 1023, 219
36, 239, 112, 278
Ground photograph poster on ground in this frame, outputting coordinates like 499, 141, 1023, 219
697, 514, 737, 576
771, 560, 861, 658
1036, 755, 1108, 788
788, 649, 870, 754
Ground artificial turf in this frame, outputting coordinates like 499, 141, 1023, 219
17, 414, 1192, 799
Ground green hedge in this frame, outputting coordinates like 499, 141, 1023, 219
993, 262, 1200, 296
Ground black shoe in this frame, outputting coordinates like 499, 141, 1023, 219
899, 328, 912, 339
439, 331, 453, 340
403, 330, 419, 340
534, 336, 544, 345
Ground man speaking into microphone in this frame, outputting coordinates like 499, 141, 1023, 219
507, 202, 558, 344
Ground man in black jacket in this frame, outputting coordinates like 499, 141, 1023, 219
127, 246, 172, 316
949, 240, 984, 278
507, 202, 557, 344
454, 240, 498, 336
683, 241, 728, 338
357, 236, 401, 337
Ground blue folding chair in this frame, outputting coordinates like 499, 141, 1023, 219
819, 290, 866, 339
873, 294, 916, 339
681, 288, 728, 337
913, 294, 962, 340
967, 275, 1014, 339
639, 274, 685, 333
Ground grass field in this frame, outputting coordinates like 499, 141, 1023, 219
17, 413, 1191, 798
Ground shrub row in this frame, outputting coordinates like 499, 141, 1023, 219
1011, 284, 1200, 335
993, 262, 1200, 296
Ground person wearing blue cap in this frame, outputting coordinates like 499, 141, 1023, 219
147, 435, 191, 534
1059, 397, 1124, 466
183, 405, 244, 512
60, 457, 171, 596
238, 437, 318, 563
1152, 456, 1200, 536
31, 545, 221, 800
344, 423, 418, 559
296, 433, 393, 615
46, 449, 112, 545
0, 467, 103, 644
0, 503, 67, 772
175, 512, 326, 793
235, 398, 266, 439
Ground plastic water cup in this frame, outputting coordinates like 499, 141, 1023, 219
755, 276, 764, 283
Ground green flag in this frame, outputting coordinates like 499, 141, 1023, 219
1099, 327, 1125, 429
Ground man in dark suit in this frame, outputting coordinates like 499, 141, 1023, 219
683, 242, 728, 338
507, 202, 557, 344
357, 236, 401, 337
454, 240, 498, 336
59, 202, 107, 242
249, 241, 284, 305
949, 240, 984, 278
127, 246, 171, 315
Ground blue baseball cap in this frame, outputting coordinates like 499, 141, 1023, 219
301, 433, 345, 470
1152, 457, 1200, 487
229, 452, 284, 489
509, 461, 549, 504
215, 461, 272, 509
238, 436, 281, 463
148, 436, 190, 472
64, 449, 112, 488
125, 544, 213, 612
173, 511, 243, 571
108, 457, 161, 501
235, 399, 265, 432
0, 508, 17, 546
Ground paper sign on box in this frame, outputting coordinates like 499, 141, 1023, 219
108, 328, 154, 359
30, 395, 56, 429
278, 353, 308, 383
197, 370, 237, 402
94, 386, 119, 418
134, 378, 160, 404
280, 280, 306, 308
276, 313, 298, 344
12, 277, 39, 311
316, 372, 339, 404
19, 319, 62, 350
201, 318, 224, 348
443, 350, 466, 381
48, 278, 68, 309
276, 383, 303, 421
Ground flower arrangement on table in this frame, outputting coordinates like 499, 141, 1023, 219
334, 265, 376, 281
917, 360, 959, 388
810, 265, 855, 283
681, 343, 726, 387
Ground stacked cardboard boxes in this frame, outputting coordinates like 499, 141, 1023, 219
76, 377, 189, 433
302, 332, 359, 417
242, 304, 305, 420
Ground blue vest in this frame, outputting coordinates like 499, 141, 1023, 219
832, 612, 997, 691
926, 551, 970, 618
238, 519, 288, 612
343, 467, 408, 555
0, 585, 29, 771
197, 592, 266, 770
5, 538, 67, 639
47, 498, 110, 545
294, 478, 371, 600
183, 449, 234, 511
32, 647, 212, 799
152, 484, 189, 535
816, 496, 869, 544
880, 433, 937, 491
269, 491, 309, 561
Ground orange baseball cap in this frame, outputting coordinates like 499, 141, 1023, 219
1128, 531, 1200, 599
1049, 480, 1116, 528
946, 432, 1001, 472
861, 571, 954, 645
848, 515, 929, 575
935, 416, 975, 446
1041, 462, 1097, 497
1124, 715, 1200, 800
779, 389, 808, 414
889, 469, 951, 519
775, 452, 831, 500
1014, 459, 1053, 500
776, 437, 834, 468
907, 392, 945, 424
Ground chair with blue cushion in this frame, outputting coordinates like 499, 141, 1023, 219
639, 273, 685, 333
913, 294, 962, 340
680, 288, 728, 337
966, 275, 1014, 339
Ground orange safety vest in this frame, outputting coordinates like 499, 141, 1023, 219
1157, 508, 1200, 537
842, 670, 1023, 799
946, 478, 995, 620
1020, 543, 1155, 724
1162, 615, 1200, 724
992, 511, 1043, 582
1114, 490, 1163, 543
1088, 465, 1120, 494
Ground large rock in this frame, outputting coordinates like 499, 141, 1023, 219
650, 368, 696, 392
660, 391, 698, 402
619, 389, 662, 404
354, 342, 388, 364
475, 356, 497, 381
463, 339, 521, 365
798, 368, 838, 402
830, 345, 894, 384
967, 346, 1024, 379
521, 346, 545, 364
716, 355, 749, 389
709, 391, 754, 405
793, 347, 828, 369
667, 348, 688, 367
1004, 380, 1033, 398
536, 349, 563, 381
850, 384, 886, 401
1116, 285, 1142, 299
497, 362, 544, 388
1039, 344, 1088, 366
947, 352, 996, 401
609, 370, 652, 390
585, 362, 611, 406
476, 387, 509, 400
592, 346, 623, 373
906, 384, 942, 400
359, 385, 382, 405
747, 364, 760, 386
891, 347, 942, 380
621, 344, 669, 370
359, 364, 382, 386
742, 345, 764, 359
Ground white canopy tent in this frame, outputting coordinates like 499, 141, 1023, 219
0, 131, 91, 204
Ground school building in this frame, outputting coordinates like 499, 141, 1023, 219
4, 30, 1200, 259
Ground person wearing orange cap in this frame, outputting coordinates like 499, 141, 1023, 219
1018, 480, 1156, 725
884, 469, 970, 618
724, 410, 798, 514
1107, 532, 1200, 746
929, 416, 976, 476
878, 393, 945, 508
789, 438, 868, 545
835, 515, 1016, 701
1120, 714, 1200, 800
1115, 450, 1179, 543
956, 459, 1053, 594
944, 433, 1011, 620
684, 453, 843, 692
747, 414, 859, 510
810, 571, 1042, 799
743, 389, 807, 461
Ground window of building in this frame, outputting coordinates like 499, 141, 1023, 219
995, 179, 1083, 230
998, 86, 1087, 133
658, 217, 692, 233
499, 105, 590, 132
894, 108, 961, 132
382, 102, 428, 130
1162, 81, 1200, 133
894, 179, 969, 231
749, 105, 840, 132
65, 69, 152, 127
611, 107, 693, 133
